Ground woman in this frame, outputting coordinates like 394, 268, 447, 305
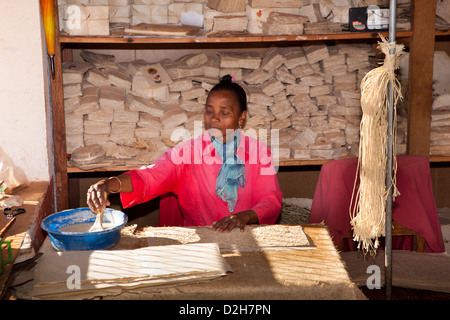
87, 75, 282, 233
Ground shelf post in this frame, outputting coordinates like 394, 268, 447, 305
51, 0, 69, 211
407, 0, 436, 156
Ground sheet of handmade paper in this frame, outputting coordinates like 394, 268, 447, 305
33, 243, 230, 287
143, 225, 315, 252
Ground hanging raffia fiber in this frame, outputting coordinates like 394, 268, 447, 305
350, 36, 404, 254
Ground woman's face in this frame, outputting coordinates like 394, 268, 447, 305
204, 90, 246, 143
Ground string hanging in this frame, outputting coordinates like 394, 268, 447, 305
350, 36, 404, 255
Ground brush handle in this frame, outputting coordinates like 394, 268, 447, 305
0, 217, 15, 238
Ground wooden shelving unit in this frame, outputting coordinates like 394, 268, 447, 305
65, 158, 330, 174
59, 30, 414, 44
50, 0, 445, 210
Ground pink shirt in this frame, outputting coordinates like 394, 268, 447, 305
121, 130, 283, 226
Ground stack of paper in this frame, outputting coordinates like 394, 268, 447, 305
26, 243, 231, 300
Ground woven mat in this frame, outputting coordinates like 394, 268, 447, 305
277, 198, 312, 225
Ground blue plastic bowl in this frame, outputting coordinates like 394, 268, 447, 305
41, 207, 128, 251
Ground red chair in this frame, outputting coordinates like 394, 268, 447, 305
309, 155, 445, 253
158, 192, 185, 227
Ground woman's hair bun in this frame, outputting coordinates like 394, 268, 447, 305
210, 73, 247, 113
220, 74, 233, 84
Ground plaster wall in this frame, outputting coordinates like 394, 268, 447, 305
0, 1, 52, 182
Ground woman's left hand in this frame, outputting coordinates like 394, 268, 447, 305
212, 210, 258, 233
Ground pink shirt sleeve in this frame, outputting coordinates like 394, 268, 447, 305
250, 174, 283, 225
120, 150, 181, 209
247, 141, 283, 225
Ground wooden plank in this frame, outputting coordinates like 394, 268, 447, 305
60, 34, 263, 44
52, 0, 69, 211
435, 30, 450, 36
0, 182, 52, 299
407, 0, 436, 156
66, 159, 329, 173
262, 31, 412, 42
59, 31, 413, 45
429, 156, 450, 163
0, 217, 16, 238
124, 24, 201, 36
343, 221, 427, 252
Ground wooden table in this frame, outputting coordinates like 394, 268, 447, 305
0, 182, 52, 299
114, 225, 366, 300
4, 186, 365, 300
24, 224, 366, 300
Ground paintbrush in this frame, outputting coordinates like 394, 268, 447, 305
89, 191, 107, 232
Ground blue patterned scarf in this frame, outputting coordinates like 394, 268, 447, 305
210, 130, 246, 212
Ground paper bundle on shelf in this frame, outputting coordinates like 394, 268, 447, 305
203, 8, 245, 31
99, 86, 126, 110
246, 5, 302, 34
76, 87, 100, 115
126, 93, 165, 117
57, 0, 411, 35
160, 105, 188, 129
62, 42, 412, 167
212, 15, 248, 32
243, 69, 272, 85
63, 83, 82, 99
65, 112, 84, 153
86, 69, 110, 87
218, 52, 261, 69
84, 119, 111, 136
62, 61, 92, 84
106, 69, 132, 90
248, 0, 303, 7
431, 93, 450, 156
108, 0, 131, 5
297, 4, 323, 23
206, 0, 246, 13
131, 4, 168, 26
134, 0, 171, 3
131, 63, 172, 101
109, 5, 131, 23
304, 21, 342, 35
114, 106, 140, 123
262, 12, 309, 35
60, 5, 110, 36
90, 0, 108, 4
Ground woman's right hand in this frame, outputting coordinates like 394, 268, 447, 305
87, 180, 110, 213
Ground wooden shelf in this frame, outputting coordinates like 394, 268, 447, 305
429, 156, 450, 163
66, 159, 329, 173
59, 30, 413, 45
67, 165, 140, 173
435, 29, 450, 37
51, 0, 447, 210
278, 159, 329, 166
66, 156, 450, 173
